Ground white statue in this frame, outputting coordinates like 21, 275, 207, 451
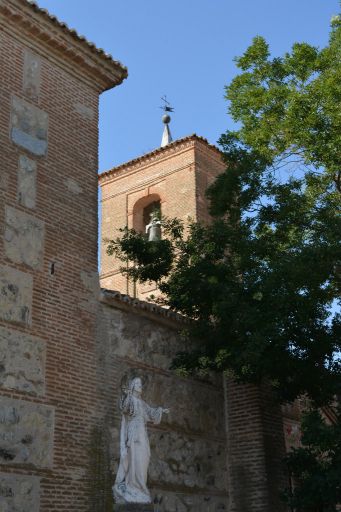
113, 377, 169, 504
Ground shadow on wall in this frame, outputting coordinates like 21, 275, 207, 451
88, 425, 113, 512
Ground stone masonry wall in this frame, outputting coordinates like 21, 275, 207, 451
0, 2, 125, 511
97, 292, 229, 512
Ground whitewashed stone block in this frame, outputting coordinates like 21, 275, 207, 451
65, 177, 83, 195
4, 206, 44, 269
73, 102, 94, 120
0, 172, 8, 192
0, 397, 54, 468
0, 265, 32, 325
23, 50, 41, 100
10, 96, 48, 156
0, 473, 40, 512
0, 326, 45, 395
18, 155, 37, 209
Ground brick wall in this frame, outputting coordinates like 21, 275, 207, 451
0, 3, 289, 512
225, 380, 287, 512
194, 141, 226, 224
0, 2, 125, 511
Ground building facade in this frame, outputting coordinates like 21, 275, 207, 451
0, 2, 289, 511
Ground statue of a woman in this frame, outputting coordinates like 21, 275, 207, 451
113, 377, 169, 504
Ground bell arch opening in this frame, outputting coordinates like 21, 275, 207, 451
132, 194, 161, 235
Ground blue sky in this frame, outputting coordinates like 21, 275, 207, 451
36, 0, 338, 172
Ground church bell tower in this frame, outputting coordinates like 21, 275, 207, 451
99, 112, 225, 299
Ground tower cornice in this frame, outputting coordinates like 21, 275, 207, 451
99, 134, 222, 185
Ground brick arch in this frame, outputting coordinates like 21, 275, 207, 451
132, 193, 162, 234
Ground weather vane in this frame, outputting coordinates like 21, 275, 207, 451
160, 95, 174, 113
160, 95, 174, 147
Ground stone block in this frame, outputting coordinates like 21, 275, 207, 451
145, 374, 223, 437
10, 96, 48, 156
0, 396, 54, 468
114, 495, 228, 512
18, 155, 37, 209
0, 265, 32, 326
148, 430, 227, 491
0, 172, 8, 192
80, 270, 100, 294
114, 505, 154, 512
4, 206, 44, 269
65, 177, 83, 195
0, 326, 45, 395
149, 492, 228, 512
0, 473, 40, 512
73, 102, 94, 120
108, 310, 188, 371
23, 50, 41, 100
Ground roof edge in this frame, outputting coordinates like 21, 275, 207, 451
100, 288, 188, 329
1, 0, 128, 91
99, 134, 222, 183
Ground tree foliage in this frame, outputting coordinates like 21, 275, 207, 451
284, 407, 341, 511
109, 15, 341, 406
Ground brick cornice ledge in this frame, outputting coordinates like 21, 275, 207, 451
100, 288, 189, 329
0, 0, 128, 92
99, 134, 222, 184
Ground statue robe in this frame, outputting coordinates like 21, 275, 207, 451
113, 392, 163, 504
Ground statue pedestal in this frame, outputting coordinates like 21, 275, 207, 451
114, 505, 154, 512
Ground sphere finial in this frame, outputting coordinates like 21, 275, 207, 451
162, 113, 171, 124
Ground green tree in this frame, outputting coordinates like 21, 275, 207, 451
284, 407, 341, 511
107, 12, 341, 510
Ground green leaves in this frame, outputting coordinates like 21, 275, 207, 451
226, 21, 341, 184
105, 225, 175, 284
284, 408, 341, 510
235, 36, 270, 71
284, 43, 319, 82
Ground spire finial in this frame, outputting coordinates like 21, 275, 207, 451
160, 96, 174, 147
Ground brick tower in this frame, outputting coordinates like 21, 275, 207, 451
99, 132, 226, 298
0, 1, 126, 510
